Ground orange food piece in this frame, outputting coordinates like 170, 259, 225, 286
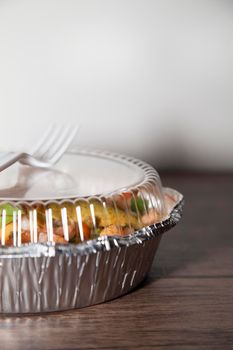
99, 225, 133, 237
122, 192, 132, 200
82, 222, 91, 240
5, 230, 31, 246
141, 209, 160, 226
21, 231, 31, 243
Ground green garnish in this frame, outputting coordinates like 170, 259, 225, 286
0, 204, 18, 226
130, 198, 148, 215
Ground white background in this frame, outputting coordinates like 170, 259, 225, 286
0, 0, 232, 169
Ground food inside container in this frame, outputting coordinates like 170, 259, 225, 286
0, 149, 168, 246
0, 195, 157, 245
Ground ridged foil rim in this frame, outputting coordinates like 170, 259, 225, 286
0, 189, 184, 258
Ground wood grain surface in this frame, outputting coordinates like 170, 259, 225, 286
0, 173, 232, 350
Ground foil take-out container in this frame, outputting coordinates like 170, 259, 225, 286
0, 149, 183, 313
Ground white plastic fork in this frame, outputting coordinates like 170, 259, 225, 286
0, 124, 79, 172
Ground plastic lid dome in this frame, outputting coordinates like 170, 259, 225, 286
0, 149, 166, 246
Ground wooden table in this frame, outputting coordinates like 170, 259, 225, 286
0, 173, 232, 350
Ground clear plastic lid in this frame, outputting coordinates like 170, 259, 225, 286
0, 149, 166, 246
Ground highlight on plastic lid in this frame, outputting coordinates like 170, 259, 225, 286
0, 149, 167, 246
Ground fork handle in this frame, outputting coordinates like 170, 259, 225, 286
0, 152, 27, 172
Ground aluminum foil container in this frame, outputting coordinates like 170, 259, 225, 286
0, 149, 183, 313
0, 188, 183, 314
